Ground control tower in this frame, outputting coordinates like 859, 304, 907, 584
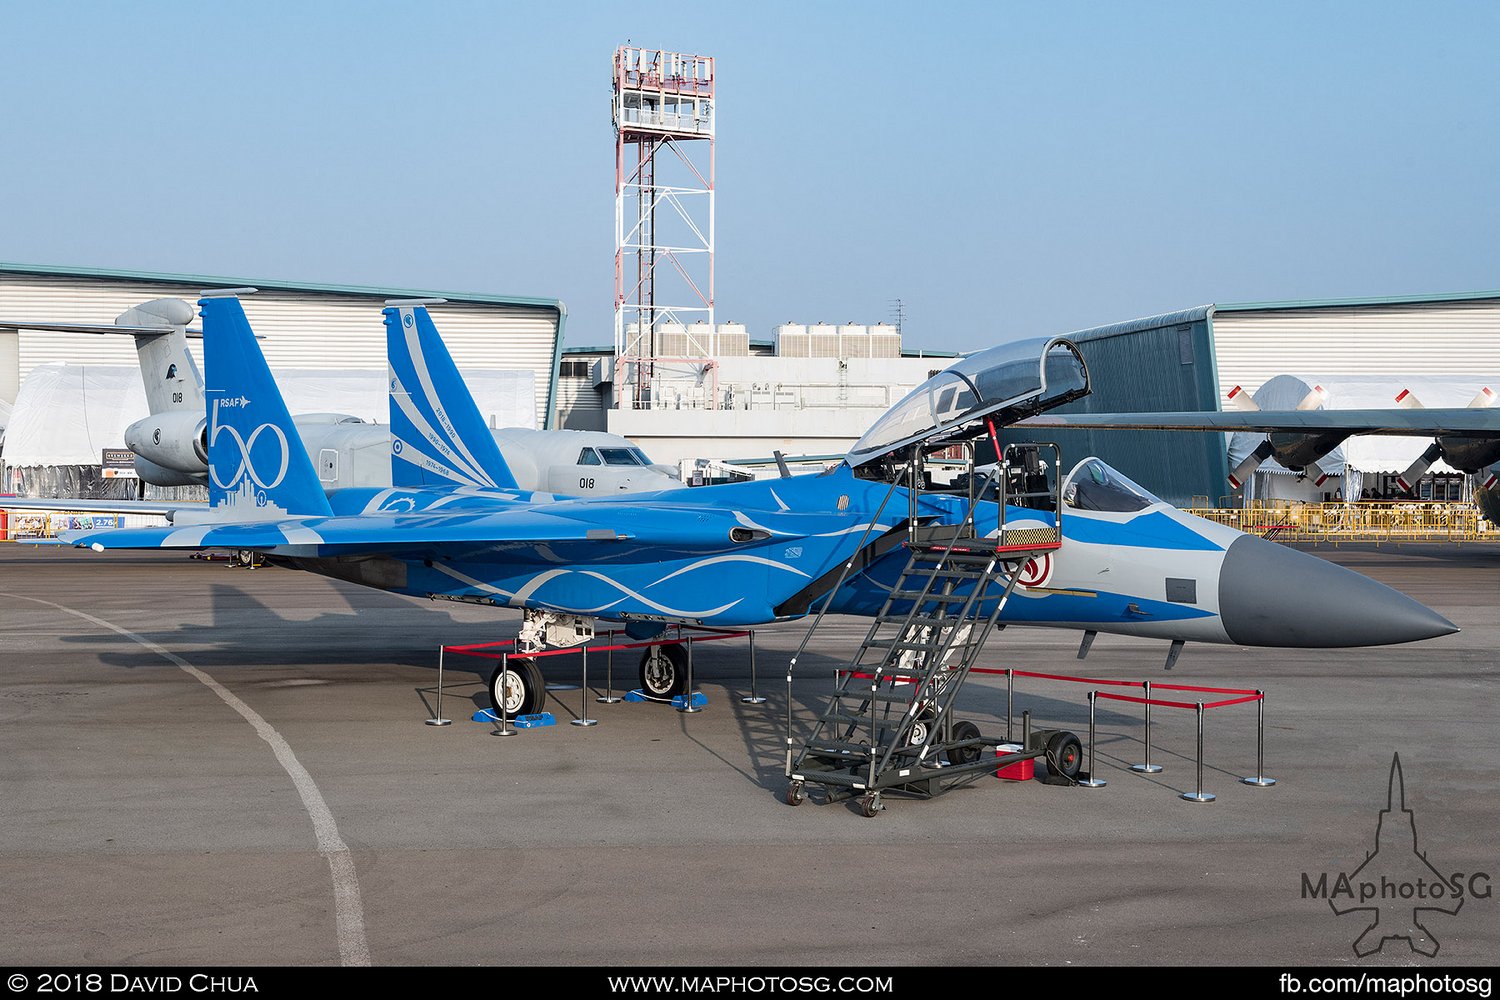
612, 45, 715, 409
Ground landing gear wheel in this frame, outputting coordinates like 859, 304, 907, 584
949, 720, 983, 765
234, 549, 258, 568
1046, 731, 1084, 782
858, 792, 882, 818
638, 644, 688, 699
905, 707, 937, 748
785, 781, 805, 806
488, 658, 546, 718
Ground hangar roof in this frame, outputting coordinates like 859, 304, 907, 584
0, 262, 565, 313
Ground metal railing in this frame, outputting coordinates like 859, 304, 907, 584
1185, 501, 1492, 542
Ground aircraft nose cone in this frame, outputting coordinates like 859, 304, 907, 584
1218, 534, 1458, 647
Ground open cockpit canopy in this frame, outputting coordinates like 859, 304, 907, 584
846, 337, 1089, 467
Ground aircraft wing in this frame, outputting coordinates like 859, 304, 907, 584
0, 497, 207, 517
1016, 408, 1500, 436
60, 503, 798, 555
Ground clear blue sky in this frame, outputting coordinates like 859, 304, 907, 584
2, 1, 1496, 352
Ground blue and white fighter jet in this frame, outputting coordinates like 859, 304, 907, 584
60, 294, 1457, 714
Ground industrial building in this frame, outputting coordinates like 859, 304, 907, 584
0, 263, 565, 492
1003, 291, 1500, 506
558, 322, 956, 468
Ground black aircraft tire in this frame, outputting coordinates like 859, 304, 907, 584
488, 658, 546, 717
638, 644, 689, 699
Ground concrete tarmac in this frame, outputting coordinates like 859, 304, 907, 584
0, 542, 1495, 966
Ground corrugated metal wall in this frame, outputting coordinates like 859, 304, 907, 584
1003, 308, 1230, 506
1212, 299, 1500, 399
0, 273, 560, 428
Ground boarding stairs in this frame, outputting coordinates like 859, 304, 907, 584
786, 445, 1065, 815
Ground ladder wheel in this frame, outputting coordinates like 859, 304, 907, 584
858, 792, 881, 818
785, 781, 805, 807
949, 720, 983, 765
1046, 731, 1084, 781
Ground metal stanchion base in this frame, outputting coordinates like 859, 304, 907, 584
740, 695, 768, 704
1078, 777, 1108, 788
1180, 791, 1216, 802
596, 696, 624, 704
676, 705, 703, 714
1240, 776, 1277, 787
491, 728, 519, 737
424, 718, 452, 727
1130, 763, 1163, 773
571, 718, 599, 727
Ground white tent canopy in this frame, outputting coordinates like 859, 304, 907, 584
1227, 373, 1494, 478
3, 364, 536, 466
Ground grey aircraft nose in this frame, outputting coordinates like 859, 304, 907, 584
1218, 534, 1459, 647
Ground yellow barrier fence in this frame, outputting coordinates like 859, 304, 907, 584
1184, 502, 1492, 543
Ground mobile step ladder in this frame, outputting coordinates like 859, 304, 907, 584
786, 441, 1081, 816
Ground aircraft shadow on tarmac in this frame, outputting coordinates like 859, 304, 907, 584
59, 576, 1219, 798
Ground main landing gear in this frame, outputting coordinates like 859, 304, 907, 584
638, 643, 689, 699
487, 658, 547, 717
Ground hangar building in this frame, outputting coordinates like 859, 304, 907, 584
0, 263, 565, 429
1003, 291, 1500, 506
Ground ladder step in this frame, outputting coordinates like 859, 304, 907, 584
819, 711, 907, 726
866, 638, 949, 651
790, 770, 866, 788
833, 688, 917, 704
804, 740, 875, 756
892, 589, 971, 602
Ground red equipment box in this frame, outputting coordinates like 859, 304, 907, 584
994, 744, 1033, 781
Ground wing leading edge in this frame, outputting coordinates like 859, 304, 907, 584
1017, 408, 1500, 436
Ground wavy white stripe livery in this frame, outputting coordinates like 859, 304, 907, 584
647, 553, 811, 588
733, 510, 895, 539
429, 561, 747, 618
575, 570, 742, 618
401, 313, 497, 488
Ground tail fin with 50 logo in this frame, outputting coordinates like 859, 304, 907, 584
200, 293, 333, 518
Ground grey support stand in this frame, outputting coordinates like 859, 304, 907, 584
740, 630, 767, 704
1130, 681, 1162, 773
1240, 691, 1276, 786
491, 652, 518, 738
1180, 703, 1215, 802
572, 645, 598, 727
426, 645, 452, 727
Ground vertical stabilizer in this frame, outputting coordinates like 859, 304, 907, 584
201, 294, 332, 517
116, 298, 204, 415
385, 302, 517, 489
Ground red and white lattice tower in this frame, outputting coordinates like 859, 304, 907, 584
613, 45, 715, 409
